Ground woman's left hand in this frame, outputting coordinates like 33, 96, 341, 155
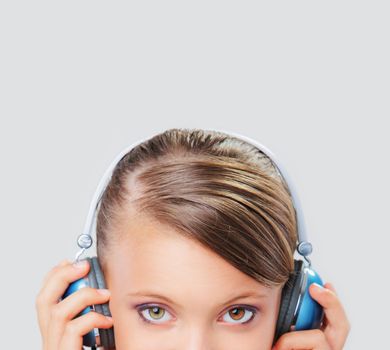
272, 282, 350, 350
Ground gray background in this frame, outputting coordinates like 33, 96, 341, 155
1, 1, 388, 349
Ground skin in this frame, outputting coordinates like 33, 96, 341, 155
36, 213, 350, 349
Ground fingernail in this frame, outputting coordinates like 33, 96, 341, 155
97, 289, 110, 296
73, 260, 88, 269
312, 282, 324, 291
106, 315, 113, 322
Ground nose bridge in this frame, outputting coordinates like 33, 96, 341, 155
180, 322, 213, 350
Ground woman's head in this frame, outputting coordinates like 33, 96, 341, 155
95, 128, 298, 349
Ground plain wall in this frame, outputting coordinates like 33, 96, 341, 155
1, 1, 389, 349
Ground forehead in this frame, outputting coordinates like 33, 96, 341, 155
106, 212, 276, 303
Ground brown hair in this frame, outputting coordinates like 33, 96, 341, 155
96, 128, 298, 287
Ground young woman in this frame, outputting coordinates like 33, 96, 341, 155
35, 128, 350, 349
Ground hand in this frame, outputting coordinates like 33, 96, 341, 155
272, 282, 350, 350
35, 259, 114, 350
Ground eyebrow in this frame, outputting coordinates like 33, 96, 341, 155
126, 290, 269, 308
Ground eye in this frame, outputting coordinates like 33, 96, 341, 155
136, 304, 257, 326
137, 305, 174, 324
220, 306, 257, 324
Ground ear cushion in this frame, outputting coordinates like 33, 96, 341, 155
87, 257, 116, 350
273, 259, 305, 344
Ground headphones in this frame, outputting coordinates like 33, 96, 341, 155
61, 129, 324, 349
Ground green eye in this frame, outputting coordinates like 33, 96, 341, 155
149, 306, 165, 319
138, 305, 173, 324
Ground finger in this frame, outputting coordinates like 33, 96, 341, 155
35, 259, 73, 338
59, 311, 113, 350
55, 287, 111, 321
309, 283, 350, 348
321, 282, 337, 331
309, 283, 348, 329
37, 259, 90, 307
59, 258, 72, 266
324, 282, 337, 295
273, 329, 331, 350
47, 288, 111, 350
318, 285, 333, 331
41, 259, 73, 286
35, 260, 90, 337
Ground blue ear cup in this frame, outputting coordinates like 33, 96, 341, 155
273, 260, 324, 344
294, 263, 324, 331
61, 257, 116, 349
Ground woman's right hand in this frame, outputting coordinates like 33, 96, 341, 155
35, 259, 114, 350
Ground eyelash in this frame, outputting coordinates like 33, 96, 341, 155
136, 304, 258, 325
